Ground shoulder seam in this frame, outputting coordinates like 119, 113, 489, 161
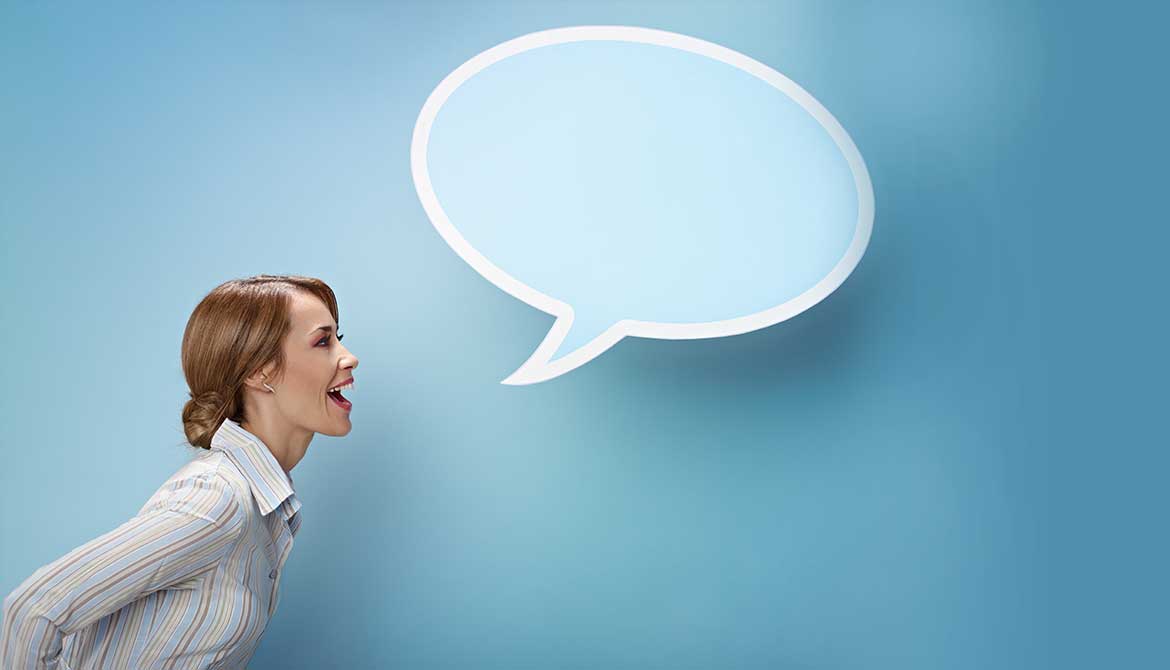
162, 464, 248, 534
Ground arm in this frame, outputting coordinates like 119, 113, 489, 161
0, 472, 245, 669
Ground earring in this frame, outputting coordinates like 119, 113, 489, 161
263, 382, 275, 393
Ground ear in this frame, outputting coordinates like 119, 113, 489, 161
243, 362, 277, 393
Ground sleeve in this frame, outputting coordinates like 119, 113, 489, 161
0, 472, 246, 669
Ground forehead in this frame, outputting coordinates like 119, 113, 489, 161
287, 291, 334, 331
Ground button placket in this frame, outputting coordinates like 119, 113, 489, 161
266, 520, 293, 615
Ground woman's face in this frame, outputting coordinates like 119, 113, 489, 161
264, 291, 359, 437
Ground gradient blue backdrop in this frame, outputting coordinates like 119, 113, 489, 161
2, 1, 1165, 668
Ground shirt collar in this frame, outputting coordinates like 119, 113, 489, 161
210, 418, 299, 518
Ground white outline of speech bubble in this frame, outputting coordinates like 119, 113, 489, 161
411, 25, 874, 385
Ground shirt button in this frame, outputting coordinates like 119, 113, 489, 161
269, 569, 278, 579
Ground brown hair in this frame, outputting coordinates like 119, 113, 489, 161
180, 274, 339, 449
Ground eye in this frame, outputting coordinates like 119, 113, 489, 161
316, 332, 343, 347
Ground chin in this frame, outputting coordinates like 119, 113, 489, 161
319, 419, 353, 437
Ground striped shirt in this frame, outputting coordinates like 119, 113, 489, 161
1, 418, 302, 669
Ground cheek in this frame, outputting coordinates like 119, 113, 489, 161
281, 358, 329, 399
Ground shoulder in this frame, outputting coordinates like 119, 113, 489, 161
137, 452, 252, 532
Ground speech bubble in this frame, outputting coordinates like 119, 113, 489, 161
411, 26, 874, 385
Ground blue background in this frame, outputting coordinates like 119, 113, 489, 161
1, 1, 1165, 668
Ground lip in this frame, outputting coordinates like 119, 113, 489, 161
328, 377, 354, 391
327, 377, 353, 414
328, 391, 352, 413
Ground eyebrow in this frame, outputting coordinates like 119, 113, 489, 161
308, 325, 337, 335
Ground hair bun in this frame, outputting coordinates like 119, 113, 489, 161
182, 389, 229, 449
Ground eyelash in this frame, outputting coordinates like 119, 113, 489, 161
317, 333, 344, 347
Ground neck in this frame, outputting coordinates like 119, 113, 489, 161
239, 415, 313, 473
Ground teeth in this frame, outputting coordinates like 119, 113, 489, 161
328, 382, 354, 393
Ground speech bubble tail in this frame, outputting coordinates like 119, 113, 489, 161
500, 312, 625, 385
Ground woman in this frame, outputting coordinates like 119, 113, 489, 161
1, 275, 359, 669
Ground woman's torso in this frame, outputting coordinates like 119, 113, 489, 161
57, 447, 298, 670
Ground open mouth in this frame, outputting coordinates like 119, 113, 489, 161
327, 389, 352, 412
